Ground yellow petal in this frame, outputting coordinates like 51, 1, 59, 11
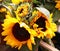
11, 0, 22, 5
51, 23, 57, 32
18, 44, 22, 50
30, 36, 36, 45
6, 39, 12, 45
30, 29, 37, 36
27, 40, 32, 50
4, 36, 9, 41
2, 29, 11, 36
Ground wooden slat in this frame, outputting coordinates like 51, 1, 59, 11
40, 40, 59, 51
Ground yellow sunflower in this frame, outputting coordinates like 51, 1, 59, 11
1, 17, 37, 50
15, 3, 30, 19
11, 0, 24, 5
30, 10, 57, 38
55, 1, 60, 10
11, 0, 32, 5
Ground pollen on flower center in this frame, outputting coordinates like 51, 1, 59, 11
36, 16, 47, 31
12, 23, 30, 41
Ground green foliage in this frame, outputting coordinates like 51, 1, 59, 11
4, 0, 11, 3
53, 9, 60, 24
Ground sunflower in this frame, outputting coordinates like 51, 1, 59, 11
11, 0, 24, 5
30, 10, 57, 38
55, 1, 60, 10
15, 3, 30, 19
11, 0, 32, 5
1, 17, 37, 50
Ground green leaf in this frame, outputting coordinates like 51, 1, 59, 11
44, 2, 55, 12
33, 0, 39, 3
55, 21, 60, 25
4, 0, 11, 3
33, 0, 41, 6
0, 12, 6, 22
53, 9, 60, 22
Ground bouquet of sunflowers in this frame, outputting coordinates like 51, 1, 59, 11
0, 0, 60, 51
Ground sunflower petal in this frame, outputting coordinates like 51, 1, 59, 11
30, 36, 36, 45
18, 44, 22, 50
27, 40, 32, 50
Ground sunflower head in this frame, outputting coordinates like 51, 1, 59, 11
2, 17, 37, 50
29, 10, 49, 38
15, 3, 30, 19
30, 10, 57, 38
30, 10, 49, 31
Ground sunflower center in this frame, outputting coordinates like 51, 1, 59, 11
12, 23, 30, 41
19, 9, 23, 13
35, 16, 47, 31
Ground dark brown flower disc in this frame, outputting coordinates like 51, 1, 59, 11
12, 23, 30, 41
36, 17, 47, 31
